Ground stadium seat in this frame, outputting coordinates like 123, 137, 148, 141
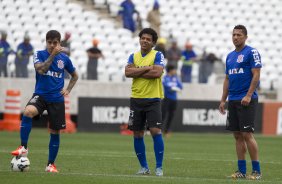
2, 0, 281, 86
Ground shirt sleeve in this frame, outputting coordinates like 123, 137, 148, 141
177, 77, 183, 89
154, 51, 165, 67
225, 55, 229, 75
127, 53, 134, 64
65, 56, 76, 74
250, 49, 262, 68
33, 51, 43, 64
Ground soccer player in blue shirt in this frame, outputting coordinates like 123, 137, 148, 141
219, 25, 262, 180
162, 65, 182, 137
11, 30, 78, 173
15, 34, 34, 78
0, 31, 14, 77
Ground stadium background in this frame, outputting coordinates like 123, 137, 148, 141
1, 0, 282, 183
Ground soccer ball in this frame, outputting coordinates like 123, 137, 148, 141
11, 156, 30, 172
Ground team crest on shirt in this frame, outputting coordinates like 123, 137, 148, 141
236, 54, 244, 63
57, 60, 64, 69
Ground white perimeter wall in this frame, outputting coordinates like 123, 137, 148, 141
1, 78, 278, 114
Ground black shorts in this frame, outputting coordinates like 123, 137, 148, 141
162, 98, 177, 112
26, 94, 66, 130
128, 98, 162, 131
226, 98, 258, 132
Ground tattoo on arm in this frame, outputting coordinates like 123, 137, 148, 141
35, 55, 55, 74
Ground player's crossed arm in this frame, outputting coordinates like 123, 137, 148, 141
124, 64, 153, 78
140, 65, 163, 79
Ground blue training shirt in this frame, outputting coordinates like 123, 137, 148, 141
33, 49, 76, 102
127, 51, 164, 66
15, 42, 34, 65
163, 74, 183, 100
225, 45, 262, 100
0, 40, 13, 64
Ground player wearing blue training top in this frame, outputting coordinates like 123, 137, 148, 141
11, 30, 78, 173
162, 65, 182, 137
219, 25, 262, 180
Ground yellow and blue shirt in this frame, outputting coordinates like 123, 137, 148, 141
127, 50, 164, 99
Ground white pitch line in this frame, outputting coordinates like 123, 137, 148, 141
0, 170, 281, 183
1, 149, 281, 164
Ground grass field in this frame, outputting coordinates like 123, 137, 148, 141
0, 129, 282, 184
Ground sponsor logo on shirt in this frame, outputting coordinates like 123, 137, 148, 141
44, 70, 63, 78
251, 49, 261, 66
228, 68, 244, 75
236, 54, 244, 63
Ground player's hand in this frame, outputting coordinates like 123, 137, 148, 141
60, 89, 70, 96
241, 96, 251, 106
219, 101, 226, 115
126, 64, 135, 68
51, 45, 63, 56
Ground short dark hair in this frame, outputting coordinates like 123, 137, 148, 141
166, 64, 176, 73
138, 28, 158, 44
46, 30, 61, 41
234, 25, 248, 36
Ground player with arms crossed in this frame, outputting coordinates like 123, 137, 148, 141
11, 30, 78, 173
125, 28, 165, 176
219, 25, 262, 180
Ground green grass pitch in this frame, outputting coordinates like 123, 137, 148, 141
0, 129, 282, 184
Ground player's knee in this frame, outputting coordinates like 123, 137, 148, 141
242, 132, 253, 141
50, 129, 60, 134
233, 132, 244, 141
150, 127, 162, 136
134, 131, 144, 138
23, 106, 37, 118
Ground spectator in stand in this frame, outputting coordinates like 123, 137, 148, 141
181, 42, 197, 83
86, 38, 104, 80
166, 39, 182, 68
61, 32, 71, 56
118, 0, 140, 33
198, 52, 219, 83
61, 32, 72, 79
162, 65, 182, 137
0, 31, 13, 77
154, 37, 167, 58
147, 0, 161, 37
15, 34, 34, 78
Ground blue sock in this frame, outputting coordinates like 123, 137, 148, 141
252, 160, 261, 173
153, 134, 164, 168
48, 134, 60, 165
238, 160, 246, 174
20, 116, 32, 148
134, 137, 148, 169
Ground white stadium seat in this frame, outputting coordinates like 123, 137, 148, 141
2, 0, 282, 84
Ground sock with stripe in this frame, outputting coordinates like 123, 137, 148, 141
153, 134, 164, 168
134, 137, 148, 169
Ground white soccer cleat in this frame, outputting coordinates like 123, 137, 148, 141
136, 167, 150, 175
155, 167, 163, 176
45, 163, 58, 173
11, 146, 28, 157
